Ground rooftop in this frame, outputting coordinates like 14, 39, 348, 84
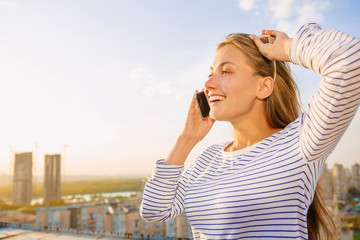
0, 222, 173, 240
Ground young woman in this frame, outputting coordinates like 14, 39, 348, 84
140, 23, 360, 239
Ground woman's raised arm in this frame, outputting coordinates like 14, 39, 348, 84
140, 91, 215, 222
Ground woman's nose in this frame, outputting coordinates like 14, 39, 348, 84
204, 74, 218, 92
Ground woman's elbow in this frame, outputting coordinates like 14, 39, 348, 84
140, 204, 168, 223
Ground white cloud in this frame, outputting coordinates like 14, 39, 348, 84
0, 0, 19, 6
238, 0, 330, 36
268, 0, 295, 21
296, 1, 330, 25
142, 81, 175, 96
238, 0, 256, 11
275, 20, 295, 34
128, 68, 154, 80
126, 67, 176, 96
123, 67, 154, 93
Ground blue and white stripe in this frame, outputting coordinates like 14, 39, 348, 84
141, 23, 360, 239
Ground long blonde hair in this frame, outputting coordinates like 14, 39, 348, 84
217, 33, 336, 240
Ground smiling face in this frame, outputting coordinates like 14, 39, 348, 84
205, 44, 267, 123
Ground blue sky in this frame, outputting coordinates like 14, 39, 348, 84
0, 0, 359, 176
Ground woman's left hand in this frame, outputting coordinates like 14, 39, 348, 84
252, 30, 293, 62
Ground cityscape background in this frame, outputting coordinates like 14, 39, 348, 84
0, 0, 359, 239
0, 0, 359, 176
1, 151, 359, 238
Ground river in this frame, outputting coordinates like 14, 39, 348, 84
31, 191, 137, 205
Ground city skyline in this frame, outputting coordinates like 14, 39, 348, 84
0, 0, 359, 176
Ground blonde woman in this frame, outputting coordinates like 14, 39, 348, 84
140, 23, 360, 239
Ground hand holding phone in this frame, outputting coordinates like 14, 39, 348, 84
195, 91, 210, 119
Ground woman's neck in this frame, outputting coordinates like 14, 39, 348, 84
226, 116, 282, 152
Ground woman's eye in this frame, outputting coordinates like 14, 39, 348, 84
222, 71, 229, 75
208, 74, 213, 78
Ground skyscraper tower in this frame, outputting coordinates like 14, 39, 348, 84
332, 163, 348, 200
352, 163, 360, 191
319, 164, 333, 200
12, 152, 33, 205
44, 154, 61, 203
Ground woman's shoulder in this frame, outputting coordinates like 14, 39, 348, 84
270, 113, 305, 144
282, 113, 304, 133
196, 142, 230, 161
205, 141, 229, 152
193, 142, 228, 162
182, 142, 228, 180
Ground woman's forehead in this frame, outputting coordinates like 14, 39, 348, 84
211, 45, 246, 70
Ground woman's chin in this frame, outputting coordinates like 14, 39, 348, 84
209, 111, 226, 121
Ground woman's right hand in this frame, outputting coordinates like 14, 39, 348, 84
180, 90, 215, 145
164, 90, 215, 165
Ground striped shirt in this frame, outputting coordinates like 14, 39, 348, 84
140, 23, 360, 239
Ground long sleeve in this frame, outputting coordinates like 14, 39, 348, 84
140, 159, 188, 222
290, 23, 360, 163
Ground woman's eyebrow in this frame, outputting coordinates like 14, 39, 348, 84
210, 61, 236, 71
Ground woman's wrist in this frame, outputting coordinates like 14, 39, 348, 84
164, 135, 198, 165
283, 38, 293, 62
178, 133, 201, 147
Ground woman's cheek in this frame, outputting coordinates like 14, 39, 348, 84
221, 76, 233, 92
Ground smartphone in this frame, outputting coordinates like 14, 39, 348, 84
195, 91, 210, 119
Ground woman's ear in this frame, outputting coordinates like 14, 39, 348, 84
256, 77, 274, 100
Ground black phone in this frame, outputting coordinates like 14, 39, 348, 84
195, 91, 210, 118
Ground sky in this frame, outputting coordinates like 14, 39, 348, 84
0, 0, 359, 177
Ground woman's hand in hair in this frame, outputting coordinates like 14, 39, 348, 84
251, 30, 292, 62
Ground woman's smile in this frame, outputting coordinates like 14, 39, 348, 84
208, 94, 226, 106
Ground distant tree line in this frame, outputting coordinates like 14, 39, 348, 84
61, 178, 143, 195
0, 178, 144, 201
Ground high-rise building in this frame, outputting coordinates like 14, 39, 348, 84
352, 163, 360, 191
332, 163, 348, 200
43, 154, 61, 203
12, 152, 33, 205
318, 164, 333, 200
166, 213, 193, 238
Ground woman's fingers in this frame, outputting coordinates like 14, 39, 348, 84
252, 30, 292, 62
262, 29, 278, 38
252, 34, 274, 60
251, 34, 265, 48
